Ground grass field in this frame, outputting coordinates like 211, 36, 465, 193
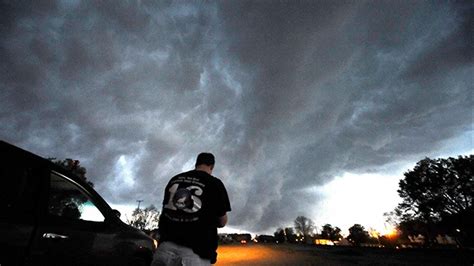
215, 243, 474, 265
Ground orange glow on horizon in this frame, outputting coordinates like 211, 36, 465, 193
379, 225, 399, 238
216, 244, 324, 265
216, 244, 272, 265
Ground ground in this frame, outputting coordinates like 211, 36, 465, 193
215, 243, 474, 265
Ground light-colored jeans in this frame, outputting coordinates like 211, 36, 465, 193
152, 241, 211, 266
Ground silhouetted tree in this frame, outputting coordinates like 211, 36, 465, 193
347, 224, 369, 246
257, 235, 276, 243
379, 235, 400, 248
274, 228, 286, 243
127, 205, 160, 231
50, 158, 93, 187
229, 233, 252, 242
284, 227, 297, 243
383, 210, 399, 226
320, 224, 342, 241
294, 216, 315, 240
397, 219, 430, 244
395, 155, 473, 245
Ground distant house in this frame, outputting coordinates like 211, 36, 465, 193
220, 233, 252, 243
233, 233, 252, 242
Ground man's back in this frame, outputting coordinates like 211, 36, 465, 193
157, 166, 231, 264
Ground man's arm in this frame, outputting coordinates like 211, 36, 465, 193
217, 214, 228, 228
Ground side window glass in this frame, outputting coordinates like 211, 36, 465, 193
48, 172, 105, 222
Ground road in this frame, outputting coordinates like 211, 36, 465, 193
215, 243, 474, 265
216, 243, 321, 265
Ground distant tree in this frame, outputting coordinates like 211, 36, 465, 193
257, 235, 276, 243
274, 228, 286, 243
378, 235, 400, 248
397, 219, 431, 244
229, 233, 252, 242
384, 209, 429, 245
395, 155, 473, 245
50, 158, 93, 187
383, 210, 401, 228
294, 216, 315, 240
284, 227, 297, 243
347, 224, 369, 246
127, 205, 160, 231
320, 224, 342, 241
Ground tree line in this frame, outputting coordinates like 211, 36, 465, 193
271, 217, 371, 246
271, 155, 473, 247
54, 154, 472, 247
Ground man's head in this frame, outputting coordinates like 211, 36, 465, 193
195, 152, 215, 174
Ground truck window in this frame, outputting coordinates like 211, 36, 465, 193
48, 172, 105, 222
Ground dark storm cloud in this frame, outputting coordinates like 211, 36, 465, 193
1, 0, 472, 232
215, 0, 473, 231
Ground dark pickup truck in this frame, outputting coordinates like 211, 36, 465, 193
0, 140, 156, 266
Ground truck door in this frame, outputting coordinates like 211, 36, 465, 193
0, 152, 41, 266
27, 171, 121, 266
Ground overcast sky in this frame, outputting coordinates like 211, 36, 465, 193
1, 0, 472, 234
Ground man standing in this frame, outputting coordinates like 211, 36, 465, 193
152, 153, 231, 265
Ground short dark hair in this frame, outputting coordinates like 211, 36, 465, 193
195, 152, 215, 167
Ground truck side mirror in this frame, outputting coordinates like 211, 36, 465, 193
112, 209, 121, 218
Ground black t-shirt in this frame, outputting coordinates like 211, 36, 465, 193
158, 170, 231, 263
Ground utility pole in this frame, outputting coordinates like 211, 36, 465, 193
136, 200, 143, 210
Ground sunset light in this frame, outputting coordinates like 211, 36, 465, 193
217, 245, 271, 265
382, 226, 399, 238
